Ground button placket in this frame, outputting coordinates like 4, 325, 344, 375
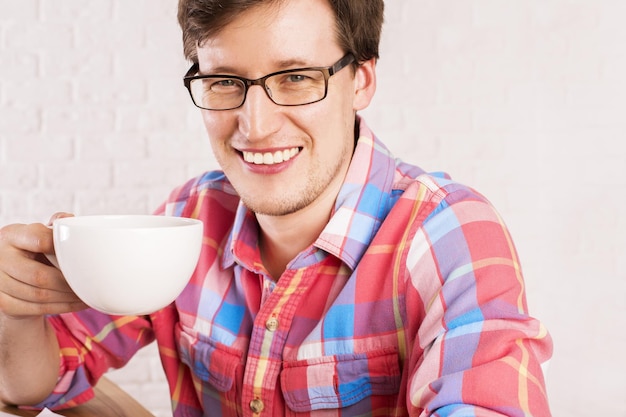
243, 267, 317, 416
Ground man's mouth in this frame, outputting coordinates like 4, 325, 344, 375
242, 147, 301, 165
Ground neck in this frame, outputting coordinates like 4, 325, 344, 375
256, 183, 339, 281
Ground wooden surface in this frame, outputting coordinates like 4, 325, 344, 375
0, 377, 154, 417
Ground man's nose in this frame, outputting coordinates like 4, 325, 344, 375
238, 84, 281, 141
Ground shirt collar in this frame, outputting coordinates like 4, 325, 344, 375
222, 117, 399, 271
314, 117, 398, 269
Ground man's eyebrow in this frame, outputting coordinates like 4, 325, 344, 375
274, 58, 311, 68
200, 58, 312, 76
200, 65, 238, 75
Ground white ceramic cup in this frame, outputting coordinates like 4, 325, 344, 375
47, 214, 203, 315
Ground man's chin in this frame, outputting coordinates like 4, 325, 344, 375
240, 195, 311, 217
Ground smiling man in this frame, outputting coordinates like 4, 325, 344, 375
0, 1, 553, 416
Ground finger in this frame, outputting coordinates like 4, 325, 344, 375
0, 270, 82, 304
0, 290, 88, 318
47, 212, 75, 226
0, 253, 75, 293
0, 222, 55, 255
0, 224, 72, 293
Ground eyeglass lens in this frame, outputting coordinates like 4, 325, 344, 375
188, 69, 327, 110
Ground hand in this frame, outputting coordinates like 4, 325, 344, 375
0, 213, 88, 318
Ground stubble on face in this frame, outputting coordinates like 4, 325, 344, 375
234, 135, 353, 217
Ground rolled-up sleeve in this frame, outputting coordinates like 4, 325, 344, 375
32, 311, 154, 409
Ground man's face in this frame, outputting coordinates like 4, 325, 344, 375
195, 0, 374, 217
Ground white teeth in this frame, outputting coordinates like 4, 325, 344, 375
243, 147, 300, 165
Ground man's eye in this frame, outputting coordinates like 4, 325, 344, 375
286, 74, 308, 83
212, 79, 238, 88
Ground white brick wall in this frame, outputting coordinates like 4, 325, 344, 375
1, 1, 625, 416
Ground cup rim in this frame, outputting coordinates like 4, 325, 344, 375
52, 214, 202, 230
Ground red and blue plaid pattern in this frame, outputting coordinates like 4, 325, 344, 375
39, 117, 552, 416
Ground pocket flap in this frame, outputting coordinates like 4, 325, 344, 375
281, 347, 401, 412
177, 324, 242, 392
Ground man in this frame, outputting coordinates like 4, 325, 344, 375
0, 0, 553, 415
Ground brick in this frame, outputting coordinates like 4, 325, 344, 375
146, 132, 210, 160
27, 190, 76, 223
74, 77, 147, 106
0, 1, 39, 22
115, 105, 188, 133
77, 132, 147, 161
40, 50, 113, 78
112, 0, 175, 23
39, 0, 113, 23
42, 106, 116, 134
0, 162, 38, 188
76, 189, 151, 215
403, 104, 473, 134
113, 160, 185, 188
0, 135, 5, 161
40, 161, 112, 189
3, 78, 72, 108
472, 104, 537, 134
113, 49, 184, 78
4, 22, 74, 51
472, 0, 532, 29
565, 81, 626, 108
0, 51, 38, 80
0, 105, 41, 134
4, 133, 74, 162
146, 74, 191, 107
73, 21, 144, 51
0, 191, 31, 225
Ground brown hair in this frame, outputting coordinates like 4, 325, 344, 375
177, 0, 384, 64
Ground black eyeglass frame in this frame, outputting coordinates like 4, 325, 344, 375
183, 53, 355, 111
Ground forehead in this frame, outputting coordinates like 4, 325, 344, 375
196, 0, 343, 75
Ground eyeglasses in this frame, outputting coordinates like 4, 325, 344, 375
183, 54, 355, 111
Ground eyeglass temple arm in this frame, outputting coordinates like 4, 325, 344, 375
184, 63, 200, 82
329, 54, 356, 75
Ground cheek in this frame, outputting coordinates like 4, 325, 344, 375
201, 111, 235, 146
201, 111, 224, 134
295, 90, 354, 132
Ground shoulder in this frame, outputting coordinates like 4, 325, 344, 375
388, 167, 507, 249
394, 164, 493, 213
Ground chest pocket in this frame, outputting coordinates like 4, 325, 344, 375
280, 347, 401, 415
177, 324, 244, 403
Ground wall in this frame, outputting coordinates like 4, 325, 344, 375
1, 1, 624, 416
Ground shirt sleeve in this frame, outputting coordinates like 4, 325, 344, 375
32, 310, 154, 409
405, 183, 553, 416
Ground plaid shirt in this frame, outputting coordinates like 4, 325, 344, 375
40, 118, 553, 416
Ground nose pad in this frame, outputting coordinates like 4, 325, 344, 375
264, 85, 273, 99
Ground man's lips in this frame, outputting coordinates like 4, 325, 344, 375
242, 147, 301, 165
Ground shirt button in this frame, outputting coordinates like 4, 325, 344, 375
265, 317, 279, 331
250, 398, 265, 413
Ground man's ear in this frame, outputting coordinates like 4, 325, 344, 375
353, 58, 377, 111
